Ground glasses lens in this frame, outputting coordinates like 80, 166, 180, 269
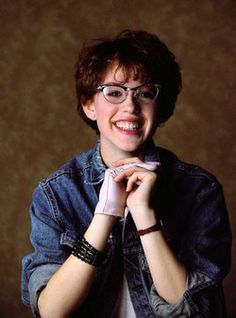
103, 86, 125, 104
137, 85, 159, 102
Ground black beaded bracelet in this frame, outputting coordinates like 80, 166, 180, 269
71, 236, 104, 267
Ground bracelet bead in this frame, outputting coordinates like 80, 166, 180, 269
71, 236, 104, 266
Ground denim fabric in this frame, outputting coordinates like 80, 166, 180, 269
21, 140, 231, 317
150, 272, 224, 317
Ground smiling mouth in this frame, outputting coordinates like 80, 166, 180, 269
115, 121, 141, 131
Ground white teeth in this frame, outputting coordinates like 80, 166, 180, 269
115, 122, 140, 131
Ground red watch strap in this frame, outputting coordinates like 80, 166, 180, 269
136, 223, 162, 236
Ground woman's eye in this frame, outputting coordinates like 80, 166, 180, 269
139, 89, 155, 99
144, 93, 153, 98
107, 90, 122, 97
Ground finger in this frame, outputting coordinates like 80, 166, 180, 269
126, 173, 141, 192
113, 171, 129, 182
112, 157, 143, 167
114, 166, 146, 182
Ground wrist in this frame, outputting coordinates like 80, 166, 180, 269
129, 203, 155, 215
130, 208, 158, 230
84, 214, 116, 251
136, 223, 162, 236
93, 214, 117, 232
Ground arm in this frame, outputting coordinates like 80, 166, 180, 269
137, 216, 187, 304
114, 158, 186, 304
114, 158, 231, 316
38, 214, 116, 318
37, 167, 127, 318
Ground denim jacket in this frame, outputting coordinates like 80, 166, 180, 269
21, 141, 231, 317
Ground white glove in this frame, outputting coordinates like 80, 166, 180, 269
94, 161, 160, 218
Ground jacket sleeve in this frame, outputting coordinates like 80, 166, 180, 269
21, 183, 71, 317
150, 181, 231, 317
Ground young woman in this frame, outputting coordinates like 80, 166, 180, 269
22, 30, 231, 317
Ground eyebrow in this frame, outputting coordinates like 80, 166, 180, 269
102, 82, 147, 89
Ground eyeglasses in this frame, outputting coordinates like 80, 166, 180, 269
96, 83, 161, 104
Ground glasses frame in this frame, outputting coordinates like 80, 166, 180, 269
96, 83, 161, 104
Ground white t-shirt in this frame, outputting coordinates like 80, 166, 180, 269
113, 274, 136, 318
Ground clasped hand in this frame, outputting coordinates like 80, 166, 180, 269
94, 158, 160, 218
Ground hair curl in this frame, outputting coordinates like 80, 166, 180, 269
75, 30, 182, 133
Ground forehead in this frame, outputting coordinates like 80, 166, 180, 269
101, 62, 149, 84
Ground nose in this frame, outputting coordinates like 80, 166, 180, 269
121, 90, 140, 113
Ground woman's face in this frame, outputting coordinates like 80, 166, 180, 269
82, 65, 160, 163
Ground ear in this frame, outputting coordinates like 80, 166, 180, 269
82, 99, 97, 121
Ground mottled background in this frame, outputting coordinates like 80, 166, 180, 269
0, 0, 235, 317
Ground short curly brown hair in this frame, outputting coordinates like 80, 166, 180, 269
75, 30, 182, 133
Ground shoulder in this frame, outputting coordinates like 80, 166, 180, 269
156, 146, 221, 193
30, 147, 96, 227
31, 148, 95, 205
39, 148, 94, 185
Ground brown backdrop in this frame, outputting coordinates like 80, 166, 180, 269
0, 1, 235, 317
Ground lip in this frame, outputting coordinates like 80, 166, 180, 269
114, 117, 143, 125
113, 119, 143, 135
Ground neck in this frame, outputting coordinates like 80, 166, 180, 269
99, 140, 154, 168
101, 149, 142, 168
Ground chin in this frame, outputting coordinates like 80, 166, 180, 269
119, 143, 144, 155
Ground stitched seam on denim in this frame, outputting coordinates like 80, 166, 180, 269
174, 163, 220, 203
183, 292, 200, 314
175, 162, 217, 183
137, 255, 154, 313
182, 281, 218, 315
40, 182, 63, 227
188, 280, 216, 294
83, 161, 94, 171
60, 231, 76, 248
85, 162, 105, 183
197, 182, 221, 198
84, 178, 104, 185
22, 293, 30, 306
123, 244, 143, 254
40, 168, 84, 185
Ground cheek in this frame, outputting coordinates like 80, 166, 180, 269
145, 108, 159, 133
95, 106, 114, 130
145, 107, 158, 122
95, 101, 117, 120
96, 108, 111, 122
